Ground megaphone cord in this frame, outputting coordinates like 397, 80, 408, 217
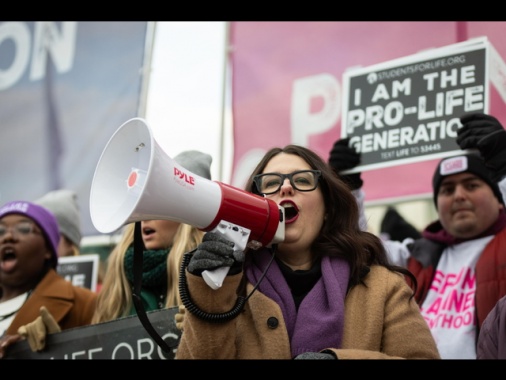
179, 250, 245, 322
179, 246, 277, 323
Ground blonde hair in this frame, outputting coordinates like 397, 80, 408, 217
166, 223, 204, 306
69, 245, 80, 256
91, 222, 204, 324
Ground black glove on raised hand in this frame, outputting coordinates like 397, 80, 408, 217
187, 232, 245, 275
328, 137, 363, 190
457, 112, 506, 182
294, 350, 337, 360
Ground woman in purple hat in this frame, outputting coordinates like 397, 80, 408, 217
0, 201, 97, 358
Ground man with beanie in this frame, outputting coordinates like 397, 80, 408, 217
328, 112, 506, 359
384, 114, 506, 359
35, 189, 82, 257
0, 201, 96, 358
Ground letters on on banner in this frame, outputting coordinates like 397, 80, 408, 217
4, 307, 181, 360
57, 254, 100, 292
342, 37, 489, 172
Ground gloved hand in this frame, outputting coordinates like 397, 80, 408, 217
294, 350, 337, 360
457, 112, 506, 181
175, 304, 185, 331
187, 232, 245, 275
328, 137, 363, 190
17, 306, 61, 352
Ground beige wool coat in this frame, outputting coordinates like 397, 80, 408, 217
176, 265, 440, 359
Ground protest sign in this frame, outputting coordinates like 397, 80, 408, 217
342, 37, 489, 172
56, 254, 99, 292
4, 307, 180, 359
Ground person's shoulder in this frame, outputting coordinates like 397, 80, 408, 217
39, 268, 72, 292
365, 265, 410, 289
71, 283, 97, 301
487, 294, 506, 321
496, 294, 506, 307
72, 284, 96, 295
367, 265, 396, 278
44, 269, 96, 300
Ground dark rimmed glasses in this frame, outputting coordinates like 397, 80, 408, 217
253, 169, 321, 195
0, 222, 40, 238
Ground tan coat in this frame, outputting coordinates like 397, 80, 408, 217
176, 265, 440, 359
6, 269, 97, 335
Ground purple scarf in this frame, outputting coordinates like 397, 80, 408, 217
245, 248, 350, 358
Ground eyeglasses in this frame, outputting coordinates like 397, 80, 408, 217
253, 169, 321, 195
0, 222, 40, 238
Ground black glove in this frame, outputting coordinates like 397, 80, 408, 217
457, 112, 506, 182
328, 137, 363, 190
380, 207, 421, 242
187, 232, 245, 275
294, 350, 337, 360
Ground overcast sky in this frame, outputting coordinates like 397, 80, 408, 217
145, 21, 232, 183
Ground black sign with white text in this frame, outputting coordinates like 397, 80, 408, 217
57, 254, 99, 292
342, 38, 489, 172
4, 307, 181, 359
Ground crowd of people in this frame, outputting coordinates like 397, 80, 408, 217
1, 111, 506, 360
0, 150, 212, 358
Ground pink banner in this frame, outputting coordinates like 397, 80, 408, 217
229, 22, 506, 202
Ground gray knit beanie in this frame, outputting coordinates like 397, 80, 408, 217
174, 150, 213, 180
35, 189, 82, 247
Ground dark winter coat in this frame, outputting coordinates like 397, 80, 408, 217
477, 294, 506, 359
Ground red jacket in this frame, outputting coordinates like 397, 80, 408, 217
407, 227, 506, 329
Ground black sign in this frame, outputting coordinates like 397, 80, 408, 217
4, 307, 181, 359
56, 254, 99, 291
342, 38, 489, 172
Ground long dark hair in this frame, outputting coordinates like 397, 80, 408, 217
244, 145, 417, 294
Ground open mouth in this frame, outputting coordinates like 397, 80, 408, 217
280, 201, 299, 224
0, 247, 17, 272
1, 247, 16, 261
142, 226, 155, 237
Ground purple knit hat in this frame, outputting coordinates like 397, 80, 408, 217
0, 201, 60, 268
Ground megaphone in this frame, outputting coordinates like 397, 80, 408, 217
90, 118, 285, 288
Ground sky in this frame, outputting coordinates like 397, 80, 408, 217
144, 21, 232, 183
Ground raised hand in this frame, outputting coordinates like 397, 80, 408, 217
328, 137, 363, 190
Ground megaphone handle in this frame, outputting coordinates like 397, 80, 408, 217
201, 221, 250, 290
202, 267, 230, 290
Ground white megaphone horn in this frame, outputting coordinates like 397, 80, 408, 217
90, 118, 285, 289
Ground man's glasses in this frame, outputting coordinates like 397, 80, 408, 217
253, 169, 321, 195
0, 222, 40, 238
